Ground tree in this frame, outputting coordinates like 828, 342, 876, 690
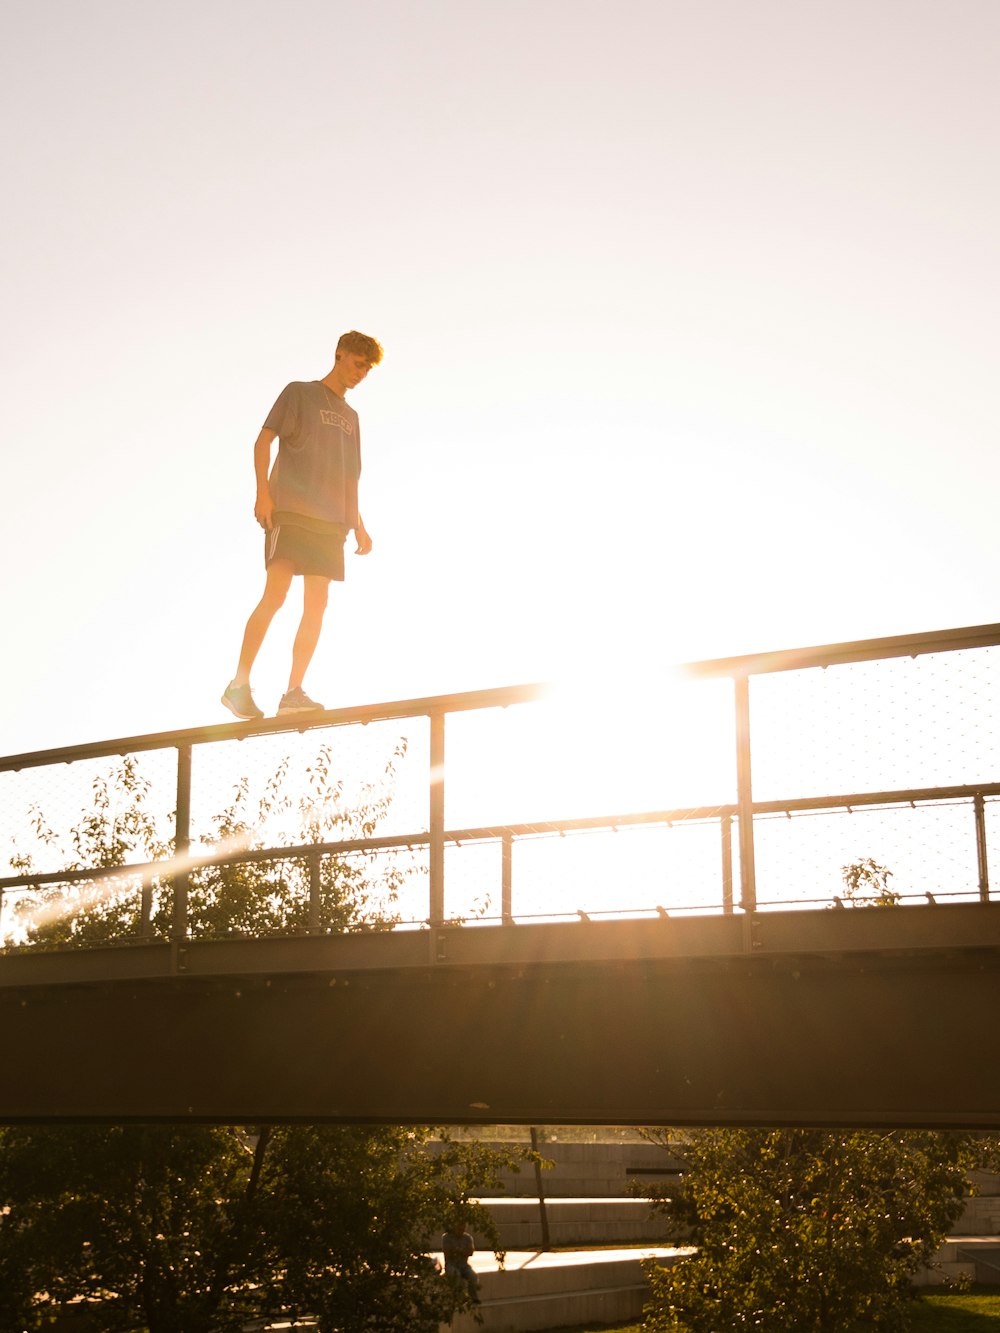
255, 1125, 512, 1333
0, 1121, 517, 1333
8, 756, 171, 949
640, 852, 995, 1332
1, 751, 524, 1331
640, 1127, 982, 1333
0, 1123, 258, 1332
9, 741, 409, 947
839, 856, 900, 908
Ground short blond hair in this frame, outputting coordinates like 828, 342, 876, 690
336, 330, 383, 365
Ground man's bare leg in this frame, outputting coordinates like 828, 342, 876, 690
288, 575, 330, 692
232, 560, 294, 687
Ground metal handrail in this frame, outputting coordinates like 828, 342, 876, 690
5, 782, 1000, 893
3, 620, 999, 937
4, 620, 1000, 775
2, 782, 998, 916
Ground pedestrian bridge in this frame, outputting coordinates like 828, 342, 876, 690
1, 622, 999, 1128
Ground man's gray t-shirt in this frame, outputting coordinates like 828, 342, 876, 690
264, 381, 361, 531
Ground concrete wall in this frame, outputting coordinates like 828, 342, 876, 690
470, 1137, 684, 1198
482, 1197, 674, 1249
444, 1249, 687, 1333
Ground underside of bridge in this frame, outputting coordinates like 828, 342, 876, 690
1, 906, 998, 1128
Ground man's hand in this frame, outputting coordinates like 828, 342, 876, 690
355, 518, 373, 555
254, 488, 275, 530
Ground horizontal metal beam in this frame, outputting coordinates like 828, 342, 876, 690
4, 620, 1000, 774
6, 782, 1000, 894
2, 904, 999, 988
0, 685, 548, 773
688, 620, 1000, 679
0, 948, 997, 1129
0, 909, 998, 1128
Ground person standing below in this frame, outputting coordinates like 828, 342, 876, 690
221, 331, 383, 720
441, 1220, 480, 1303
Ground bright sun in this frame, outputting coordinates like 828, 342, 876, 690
437, 665, 739, 922
445, 666, 737, 829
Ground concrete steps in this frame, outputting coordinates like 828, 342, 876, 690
482, 1197, 673, 1249
480, 1139, 682, 1200
439, 1246, 689, 1333
915, 1237, 1000, 1288
958, 1194, 1000, 1236
437, 1236, 1000, 1332
433, 1145, 1000, 1329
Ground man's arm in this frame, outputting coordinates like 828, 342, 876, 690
253, 428, 277, 529
355, 513, 373, 555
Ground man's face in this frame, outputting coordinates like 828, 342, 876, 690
338, 352, 373, 388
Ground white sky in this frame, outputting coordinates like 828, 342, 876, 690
2, 0, 999, 757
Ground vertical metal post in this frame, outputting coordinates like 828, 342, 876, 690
734, 675, 757, 913
501, 830, 513, 925
139, 881, 153, 938
429, 712, 445, 926
308, 850, 322, 933
974, 793, 990, 903
720, 813, 734, 914
172, 744, 192, 942
529, 1126, 551, 1251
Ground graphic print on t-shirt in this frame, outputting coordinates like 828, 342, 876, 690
320, 407, 355, 432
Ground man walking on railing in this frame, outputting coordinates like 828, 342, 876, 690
222, 330, 383, 720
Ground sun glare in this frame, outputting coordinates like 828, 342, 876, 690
444, 664, 736, 830
436, 662, 739, 923
3, 833, 253, 944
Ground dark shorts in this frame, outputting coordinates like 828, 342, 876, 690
265, 522, 347, 581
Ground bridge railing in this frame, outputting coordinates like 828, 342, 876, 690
2, 622, 999, 946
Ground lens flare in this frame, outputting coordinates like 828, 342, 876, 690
6, 832, 253, 941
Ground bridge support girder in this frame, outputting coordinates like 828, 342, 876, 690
1, 936, 997, 1127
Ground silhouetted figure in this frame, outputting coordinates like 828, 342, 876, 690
442, 1221, 480, 1303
